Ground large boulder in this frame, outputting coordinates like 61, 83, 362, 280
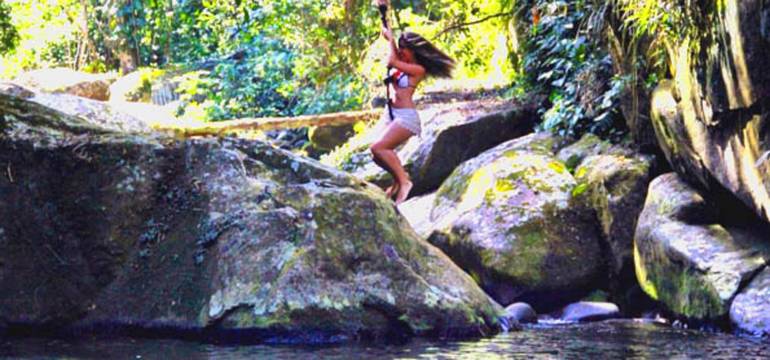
14, 68, 116, 101
648, 0, 770, 224
424, 135, 604, 310
573, 146, 655, 313
575, 153, 652, 277
328, 99, 540, 197
0, 93, 503, 342
634, 173, 770, 320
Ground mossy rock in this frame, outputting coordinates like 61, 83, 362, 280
575, 154, 652, 272
634, 173, 770, 320
0, 93, 503, 343
426, 139, 604, 311
574, 152, 654, 311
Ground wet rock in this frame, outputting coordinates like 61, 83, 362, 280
504, 302, 537, 324
634, 173, 770, 320
335, 99, 540, 197
730, 268, 770, 337
425, 138, 604, 310
15, 68, 115, 101
560, 301, 620, 322
0, 93, 503, 342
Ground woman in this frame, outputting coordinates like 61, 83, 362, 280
371, 2, 455, 205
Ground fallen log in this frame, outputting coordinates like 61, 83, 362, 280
154, 109, 381, 137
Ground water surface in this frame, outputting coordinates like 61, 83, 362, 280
2, 320, 769, 359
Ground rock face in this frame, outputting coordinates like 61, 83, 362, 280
337, 99, 540, 197
634, 173, 770, 320
15, 68, 115, 101
648, 0, 770, 224
425, 135, 604, 310
0, 93, 503, 342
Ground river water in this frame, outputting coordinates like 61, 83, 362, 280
2, 320, 769, 359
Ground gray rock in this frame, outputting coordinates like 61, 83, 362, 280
634, 173, 770, 320
31, 92, 154, 133
425, 137, 603, 310
504, 302, 538, 324
574, 151, 653, 311
560, 301, 620, 322
730, 267, 770, 337
0, 93, 503, 342
15, 68, 116, 101
397, 192, 437, 239
647, 0, 770, 225
0, 82, 34, 99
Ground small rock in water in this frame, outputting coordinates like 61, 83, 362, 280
560, 301, 620, 322
499, 316, 522, 332
504, 302, 538, 324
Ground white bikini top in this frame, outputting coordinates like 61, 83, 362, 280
390, 69, 414, 89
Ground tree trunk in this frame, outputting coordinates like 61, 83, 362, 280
156, 109, 381, 137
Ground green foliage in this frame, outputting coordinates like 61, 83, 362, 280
173, 36, 367, 122
0, 2, 19, 55
520, 0, 626, 139
612, 0, 724, 67
2, 0, 529, 124
0, 0, 82, 78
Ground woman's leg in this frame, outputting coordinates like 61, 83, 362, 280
370, 122, 414, 204
370, 127, 399, 199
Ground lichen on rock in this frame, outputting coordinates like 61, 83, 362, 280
634, 173, 770, 320
0, 92, 503, 343
425, 137, 604, 310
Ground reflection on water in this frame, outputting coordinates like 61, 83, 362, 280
2, 320, 769, 359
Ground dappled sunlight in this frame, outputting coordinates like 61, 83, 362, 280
0, 0, 82, 79
736, 118, 770, 219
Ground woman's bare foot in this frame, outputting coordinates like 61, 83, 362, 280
394, 180, 413, 205
385, 183, 400, 199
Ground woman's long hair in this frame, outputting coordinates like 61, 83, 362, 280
399, 32, 455, 78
